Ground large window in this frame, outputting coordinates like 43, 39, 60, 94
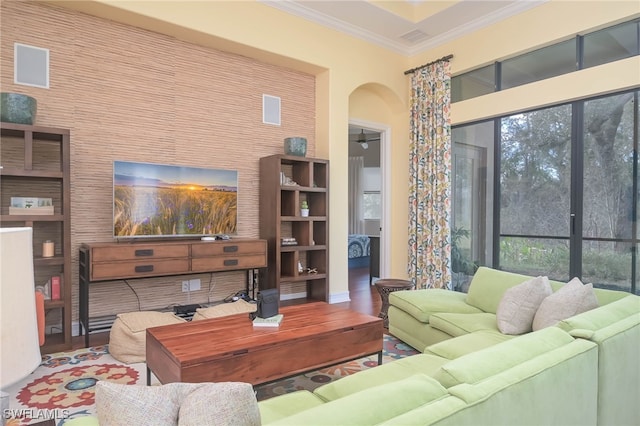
453, 90, 639, 294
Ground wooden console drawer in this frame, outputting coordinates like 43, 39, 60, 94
91, 244, 190, 262
191, 254, 266, 272
91, 259, 190, 281
191, 240, 267, 257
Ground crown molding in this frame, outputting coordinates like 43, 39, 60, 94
406, 1, 548, 56
261, 0, 548, 56
260, 0, 409, 54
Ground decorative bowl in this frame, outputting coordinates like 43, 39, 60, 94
1, 93, 37, 125
284, 137, 307, 157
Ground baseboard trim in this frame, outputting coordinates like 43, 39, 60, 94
328, 292, 350, 304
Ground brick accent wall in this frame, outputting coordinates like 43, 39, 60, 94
1, 2, 316, 320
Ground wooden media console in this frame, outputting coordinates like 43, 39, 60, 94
78, 238, 267, 347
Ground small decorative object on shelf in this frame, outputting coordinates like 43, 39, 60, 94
280, 171, 298, 186
0, 92, 37, 125
301, 200, 309, 217
298, 261, 304, 273
42, 240, 54, 258
9, 196, 53, 215
36, 280, 51, 300
51, 276, 61, 300
283, 137, 307, 157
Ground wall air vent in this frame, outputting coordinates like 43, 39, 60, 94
263, 94, 281, 126
399, 29, 430, 44
14, 43, 49, 88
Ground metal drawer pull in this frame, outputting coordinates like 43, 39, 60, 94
135, 265, 154, 273
223, 246, 238, 253
224, 259, 239, 266
135, 249, 154, 257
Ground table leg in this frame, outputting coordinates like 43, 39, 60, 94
378, 350, 383, 365
146, 366, 151, 386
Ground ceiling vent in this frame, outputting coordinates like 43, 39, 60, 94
399, 29, 430, 44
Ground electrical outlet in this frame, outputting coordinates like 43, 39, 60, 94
189, 279, 201, 291
182, 281, 190, 292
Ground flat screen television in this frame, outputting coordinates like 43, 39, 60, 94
113, 160, 238, 239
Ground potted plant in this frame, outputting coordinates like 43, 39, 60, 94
300, 200, 309, 217
451, 226, 478, 292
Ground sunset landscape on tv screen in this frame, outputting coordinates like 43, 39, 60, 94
113, 161, 238, 238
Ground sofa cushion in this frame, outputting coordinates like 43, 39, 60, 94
108, 311, 186, 364
96, 381, 259, 426
432, 327, 575, 388
259, 391, 326, 425
556, 294, 640, 333
389, 289, 482, 323
429, 312, 498, 337
192, 299, 256, 321
424, 330, 514, 359
267, 374, 448, 425
496, 276, 552, 335
533, 277, 599, 331
314, 354, 448, 401
465, 267, 563, 314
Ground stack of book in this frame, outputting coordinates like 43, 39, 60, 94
252, 314, 284, 327
281, 237, 297, 246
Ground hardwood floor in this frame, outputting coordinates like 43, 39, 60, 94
336, 265, 381, 317
71, 266, 381, 350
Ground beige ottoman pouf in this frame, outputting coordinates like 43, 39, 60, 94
109, 311, 186, 364
192, 299, 256, 321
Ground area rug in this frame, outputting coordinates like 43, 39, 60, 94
2, 335, 417, 425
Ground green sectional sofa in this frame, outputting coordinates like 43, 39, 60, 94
260, 327, 599, 425
386, 266, 640, 426
67, 267, 639, 425
259, 267, 638, 425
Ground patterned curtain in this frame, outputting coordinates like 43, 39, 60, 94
408, 60, 452, 290
348, 156, 365, 234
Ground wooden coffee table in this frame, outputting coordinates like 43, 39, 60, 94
146, 302, 383, 385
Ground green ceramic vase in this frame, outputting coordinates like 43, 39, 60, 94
1, 93, 37, 125
284, 137, 307, 157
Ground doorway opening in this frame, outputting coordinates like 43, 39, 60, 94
348, 120, 390, 293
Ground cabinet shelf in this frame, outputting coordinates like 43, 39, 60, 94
281, 186, 327, 193
280, 273, 328, 283
281, 216, 327, 221
1, 214, 64, 222
45, 300, 66, 309
1, 123, 72, 353
280, 245, 327, 252
260, 154, 329, 302
34, 255, 66, 266
1, 168, 64, 179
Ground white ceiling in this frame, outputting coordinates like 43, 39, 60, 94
262, 0, 547, 56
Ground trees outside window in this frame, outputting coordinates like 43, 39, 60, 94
453, 89, 638, 294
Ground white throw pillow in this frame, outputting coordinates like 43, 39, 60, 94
96, 381, 260, 426
496, 276, 552, 335
532, 277, 599, 331
178, 382, 260, 426
96, 381, 191, 426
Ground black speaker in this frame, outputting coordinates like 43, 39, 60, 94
255, 288, 279, 319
